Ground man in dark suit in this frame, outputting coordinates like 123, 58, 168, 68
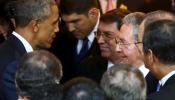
143, 20, 175, 100
116, 12, 158, 95
51, 0, 107, 83
138, 10, 175, 95
0, 0, 59, 99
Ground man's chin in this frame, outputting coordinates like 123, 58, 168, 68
101, 52, 110, 58
73, 34, 84, 39
118, 59, 129, 64
38, 44, 51, 50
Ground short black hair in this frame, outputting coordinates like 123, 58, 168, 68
60, 0, 99, 15
100, 9, 130, 29
7, 0, 55, 27
143, 20, 175, 64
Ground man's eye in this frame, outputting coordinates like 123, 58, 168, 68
103, 32, 110, 38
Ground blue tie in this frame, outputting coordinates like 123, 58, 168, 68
156, 82, 162, 92
75, 37, 89, 63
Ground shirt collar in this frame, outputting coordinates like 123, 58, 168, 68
159, 70, 175, 86
107, 60, 114, 69
12, 31, 33, 53
138, 64, 150, 77
87, 13, 100, 43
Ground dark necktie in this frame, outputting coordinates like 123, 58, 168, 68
75, 37, 89, 63
156, 82, 162, 92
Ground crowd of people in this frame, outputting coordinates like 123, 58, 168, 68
0, 0, 175, 100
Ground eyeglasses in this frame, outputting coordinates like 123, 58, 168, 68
115, 38, 142, 49
95, 30, 116, 41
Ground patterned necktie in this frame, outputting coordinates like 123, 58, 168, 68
75, 37, 89, 63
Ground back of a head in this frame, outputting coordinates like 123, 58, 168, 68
143, 20, 175, 65
60, 0, 99, 15
138, 10, 175, 45
16, 50, 63, 100
122, 12, 145, 41
0, 15, 14, 42
63, 77, 107, 100
143, 10, 175, 29
9, 0, 55, 27
0, 15, 14, 36
101, 64, 146, 100
100, 9, 130, 29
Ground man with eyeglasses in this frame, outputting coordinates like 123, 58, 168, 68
96, 9, 129, 69
115, 12, 147, 75
116, 12, 158, 95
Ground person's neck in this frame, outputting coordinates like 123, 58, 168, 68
133, 60, 144, 68
15, 27, 35, 49
152, 63, 175, 80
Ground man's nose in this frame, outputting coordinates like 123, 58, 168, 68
115, 44, 122, 52
54, 24, 59, 32
97, 35, 105, 44
67, 23, 76, 32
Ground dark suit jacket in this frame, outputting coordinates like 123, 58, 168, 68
145, 72, 159, 95
50, 28, 107, 83
0, 34, 26, 100
147, 74, 175, 100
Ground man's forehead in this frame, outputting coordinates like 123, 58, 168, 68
119, 24, 134, 40
120, 23, 133, 31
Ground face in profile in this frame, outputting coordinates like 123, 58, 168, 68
34, 4, 59, 49
97, 21, 119, 60
61, 9, 98, 39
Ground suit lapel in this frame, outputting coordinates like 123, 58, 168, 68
163, 74, 175, 88
146, 72, 159, 95
8, 34, 27, 57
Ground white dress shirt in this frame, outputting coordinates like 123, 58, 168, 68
107, 60, 114, 69
138, 64, 149, 77
76, 14, 100, 54
159, 70, 175, 86
12, 31, 33, 53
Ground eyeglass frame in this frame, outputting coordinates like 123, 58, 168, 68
95, 30, 117, 41
115, 37, 142, 49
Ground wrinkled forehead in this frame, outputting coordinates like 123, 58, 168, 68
118, 24, 134, 41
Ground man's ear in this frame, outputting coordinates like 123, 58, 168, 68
88, 8, 99, 18
30, 19, 39, 33
144, 49, 154, 67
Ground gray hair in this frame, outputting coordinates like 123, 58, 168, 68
101, 64, 147, 100
143, 10, 175, 30
122, 12, 145, 42
11, 0, 55, 27
16, 50, 63, 100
